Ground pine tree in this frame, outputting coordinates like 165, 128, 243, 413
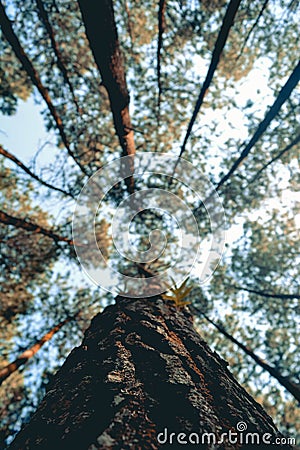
0, 0, 299, 447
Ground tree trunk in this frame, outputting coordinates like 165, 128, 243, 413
9, 296, 292, 449
78, 0, 135, 194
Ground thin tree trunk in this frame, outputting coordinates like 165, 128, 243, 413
235, 0, 269, 63
78, 0, 135, 194
9, 297, 292, 449
0, 317, 72, 387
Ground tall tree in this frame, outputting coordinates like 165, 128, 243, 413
8, 297, 293, 449
0, 0, 299, 446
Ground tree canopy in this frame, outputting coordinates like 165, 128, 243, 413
0, 0, 299, 446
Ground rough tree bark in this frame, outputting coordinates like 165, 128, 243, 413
9, 296, 292, 449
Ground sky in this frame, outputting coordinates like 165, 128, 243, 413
0, 97, 57, 168
1, 97, 45, 161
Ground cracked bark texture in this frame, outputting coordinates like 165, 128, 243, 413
9, 297, 291, 449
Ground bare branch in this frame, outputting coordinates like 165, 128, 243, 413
0, 1, 89, 177
0, 145, 75, 198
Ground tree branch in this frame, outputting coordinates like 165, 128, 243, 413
215, 60, 300, 191
230, 284, 300, 300
35, 0, 81, 113
0, 210, 74, 245
0, 316, 73, 386
78, 0, 136, 194
193, 305, 300, 403
235, 0, 269, 64
0, 1, 89, 177
0, 145, 75, 198
247, 133, 300, 186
